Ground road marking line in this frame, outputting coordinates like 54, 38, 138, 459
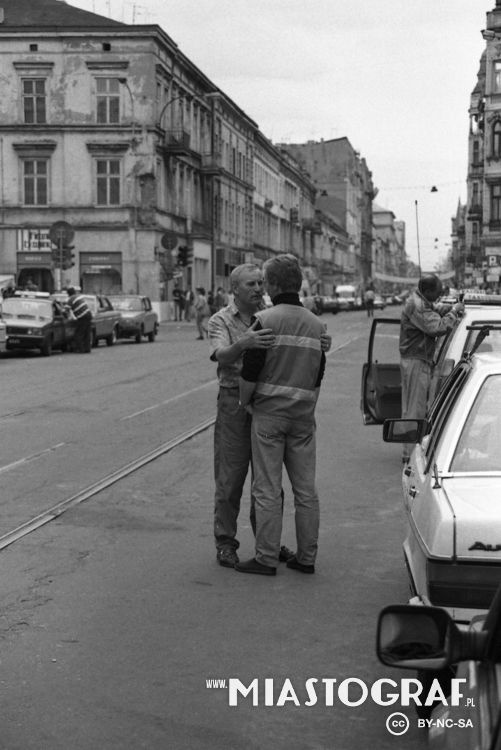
0, 443, 66, 475
326, 335, 363, 356
120, 379, 218, 420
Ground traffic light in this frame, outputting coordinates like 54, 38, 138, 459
177, 246, 188, 266
62, 246, 75, 269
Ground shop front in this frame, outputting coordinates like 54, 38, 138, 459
17, 252, 55, 292
80, 252, 122, 295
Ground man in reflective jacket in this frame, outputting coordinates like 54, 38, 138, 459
236, 254, 325, 576
66, 287, 92, 353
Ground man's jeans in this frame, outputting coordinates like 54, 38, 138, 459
251, 412, 319, 568
400, 358, 431, 460
214, 387, 253, 551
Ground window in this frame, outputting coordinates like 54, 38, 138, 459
451, 375, 501, 472
23, 79, 46, 123
473, 140, 480, 166
494, 121, 501, 158
494, 61, 501, 93
491, 183, 501, 223
96, 159, 120, 205
23, 159, 48, 205
96, 78, 120, 124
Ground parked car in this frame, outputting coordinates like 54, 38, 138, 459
383, 353, 501, 625
429, 293, 501, 403
373, 294, 386, 310
0, 318, 6, 354
361, 295, 501, 426
315, 295, 339, 315
1, 292, 75, 356
107, 295, 158, 343
376, 584, 501, 745
83, 294, 122, 347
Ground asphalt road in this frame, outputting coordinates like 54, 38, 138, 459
0, 309, 428, 750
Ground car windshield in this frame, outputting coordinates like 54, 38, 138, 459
83, 296, 98, 314
108, 297, 142, 311
1, 298, 52, 321
451, 375, 501, 472
462, 323, 501, 355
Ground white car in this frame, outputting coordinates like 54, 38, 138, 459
429, 293, 501, 403
384, 354, 501, 625
361, 294, 501, 426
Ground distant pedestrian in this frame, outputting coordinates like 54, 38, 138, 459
215, 287, 228, 311
172, 284, 185, 321
207, 289, 217, 315
364, 285, 375, 318
66, 287, 92, 353
184, 289, 194, 322
195, 287, 210, 339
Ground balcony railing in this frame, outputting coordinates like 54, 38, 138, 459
163, 129, 191, 153
201, 152, 222, 172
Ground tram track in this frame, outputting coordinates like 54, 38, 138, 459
0, 415, 215, 553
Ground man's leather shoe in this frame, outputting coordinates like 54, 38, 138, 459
217, 548, 239, 568
235, 558, 276, 576
286, 556, 315, 574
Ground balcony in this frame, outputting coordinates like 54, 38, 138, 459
162, 129, 191, 155
201, 152, 222, 174
467, 204, 483, 220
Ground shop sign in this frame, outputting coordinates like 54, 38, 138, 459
487, 272, 500, 282
20, 228, 52, 252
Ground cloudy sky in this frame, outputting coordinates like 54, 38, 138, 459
70, 0, 492, 271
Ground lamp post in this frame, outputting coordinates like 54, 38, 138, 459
156, 94, 185, 130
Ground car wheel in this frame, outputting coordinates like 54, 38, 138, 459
92, 330, 98, 347
106, 327, 117, 346
135, 327, 143, 343
147, 327, 156, 342
41, 338, 52, 356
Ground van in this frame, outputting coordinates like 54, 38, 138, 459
335, 284, 357, 310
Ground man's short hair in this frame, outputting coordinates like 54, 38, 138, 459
230, 263, 261, 291
418, 274, 442, 297
263, 254, 303, 293
66, 286, 76, 296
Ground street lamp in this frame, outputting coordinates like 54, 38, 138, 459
156, 94, 185, 130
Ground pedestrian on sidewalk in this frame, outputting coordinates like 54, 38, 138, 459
194, 287, 210, 339
66, 287, 93, 353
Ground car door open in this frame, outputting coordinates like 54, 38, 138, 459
361, 318, 402, 424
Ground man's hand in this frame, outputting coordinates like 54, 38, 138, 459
320, 332, 332, 352
242, 327, 275, 349
452, 302, 465, 316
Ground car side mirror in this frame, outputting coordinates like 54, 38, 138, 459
383, 419, 427, 443
377, 605, 487, 670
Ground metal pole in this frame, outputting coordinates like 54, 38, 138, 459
414, 199, 422, 277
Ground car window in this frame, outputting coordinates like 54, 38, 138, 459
462, 323, 501, 355
108, 297, 142, 311
83, 296, 98, 314
1, 298, 52, 320
451, 375, 501, 472
424, 364, 471, 471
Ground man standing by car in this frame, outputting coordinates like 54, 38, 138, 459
66, 287, 92, 353
399, 274, 463, 460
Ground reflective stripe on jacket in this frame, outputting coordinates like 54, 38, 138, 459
69, 294, 91, 319
252, 304, 324, 421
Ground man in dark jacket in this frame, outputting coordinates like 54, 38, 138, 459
399, 274, 463, 460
